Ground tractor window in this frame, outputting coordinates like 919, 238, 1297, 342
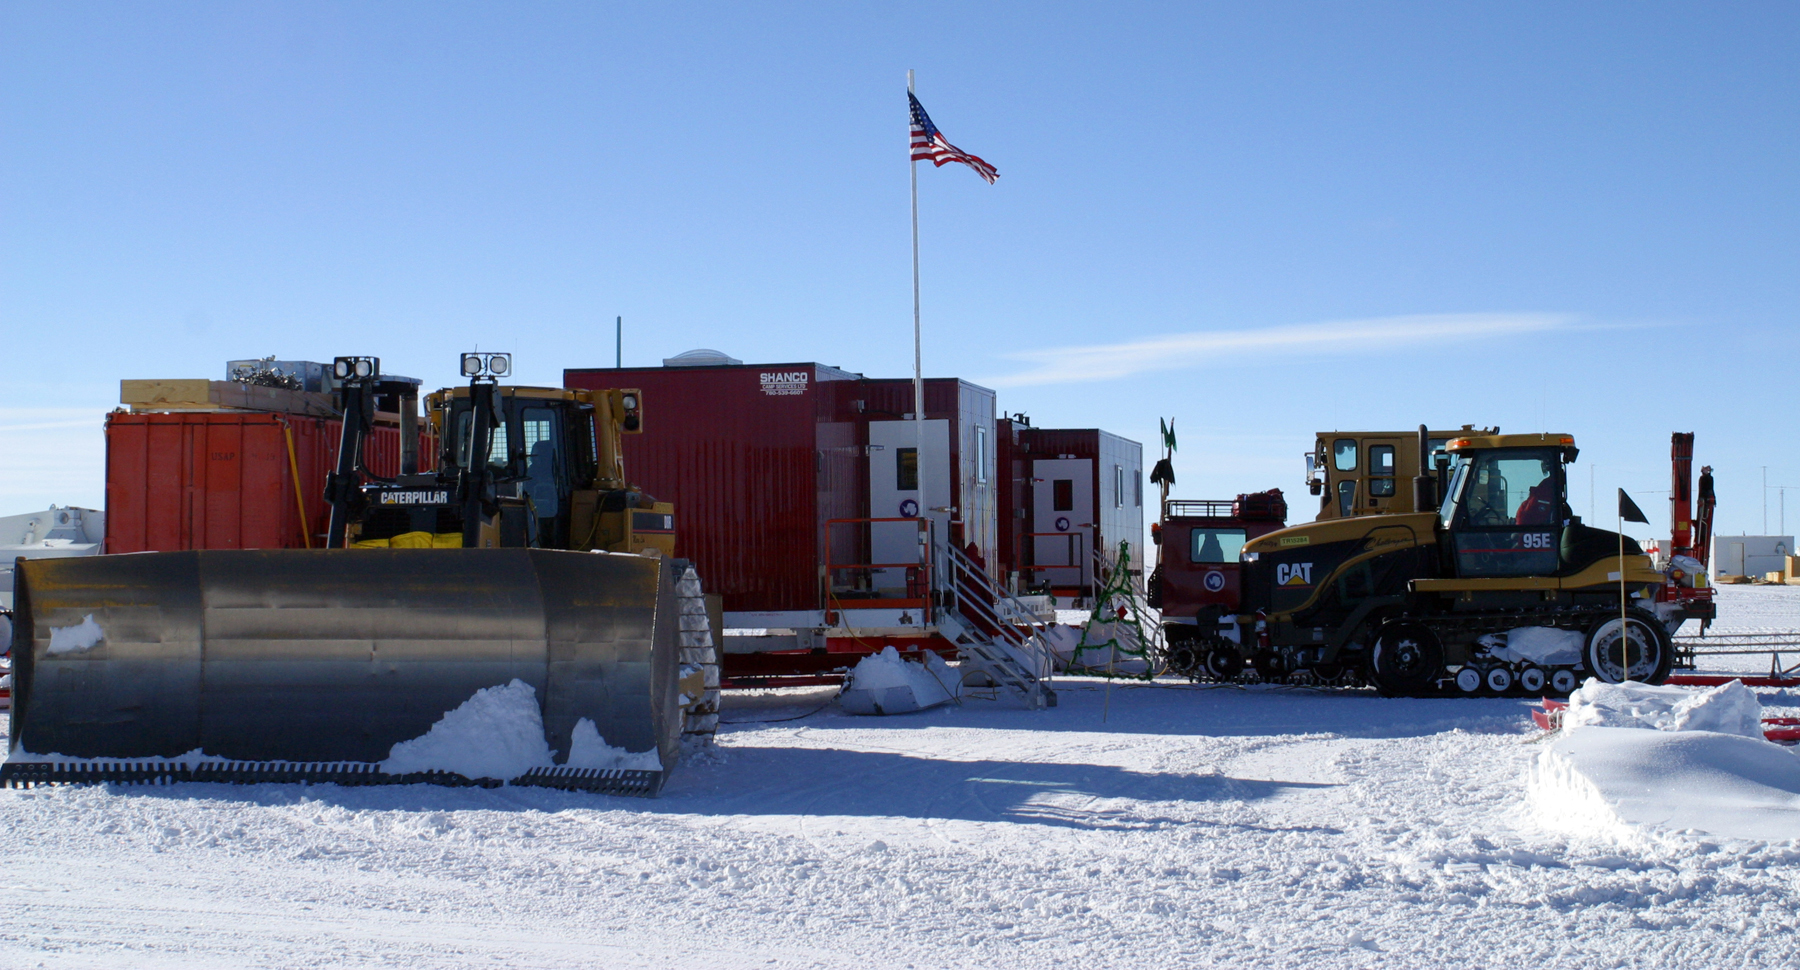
1439, 458, 1471, 528
452, 407, 509, 470
1333, 439, 1358, 472
520, 407, 561, 519
1369, 445, 1396, 498
572, 406, 598, 484
1461, 450, 1559, 527
1450, 447, 1563, 577
1336, 479, 1355, 516
1190, 528, 1246, 564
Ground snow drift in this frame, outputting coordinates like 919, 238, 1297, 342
1532, 679, 1800, 842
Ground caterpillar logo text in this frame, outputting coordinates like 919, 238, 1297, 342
1276, 562, 1314, 586
377, 490, 450, 506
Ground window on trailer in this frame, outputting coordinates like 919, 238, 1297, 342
1114, 465, 1124, 508
897, 448, 918, 491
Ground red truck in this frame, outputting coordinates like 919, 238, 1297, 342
1148, 490, 1287, 680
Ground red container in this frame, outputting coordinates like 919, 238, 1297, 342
993, 424, 1146, 594
104, 411, 416, 553
563, 363, 997, 614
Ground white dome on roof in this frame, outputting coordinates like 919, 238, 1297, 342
662, 348, 743, 367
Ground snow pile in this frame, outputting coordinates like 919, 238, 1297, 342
1565, 678, 1764, 738
1531, 727, 1800, 842
46, 613, 104, 654
1477, 626, 1581, 665
381, 679, 554, 781
565, 717, 662, 771
839, 646, 960, 715
1532, 678, 1800, 841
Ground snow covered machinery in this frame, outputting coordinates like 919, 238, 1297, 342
1229, 429, 1710, 696
6, 354, 719, 795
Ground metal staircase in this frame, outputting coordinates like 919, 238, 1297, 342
936, 543, 1057, 708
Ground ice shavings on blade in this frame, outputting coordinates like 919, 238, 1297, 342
566, 718, 662, 771
839, 646, 960, 715
1565, 678, 1764, 738
5, 746, 227, 766
381, 679, 554, 781
46, 614, 105, 655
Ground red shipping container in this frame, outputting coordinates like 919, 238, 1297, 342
104, 411, 417, 553
563, 362, 997, 615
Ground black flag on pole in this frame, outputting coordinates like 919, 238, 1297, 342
1618, 488, 1649, 525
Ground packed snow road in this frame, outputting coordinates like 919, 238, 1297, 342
1, 586, 1798, 969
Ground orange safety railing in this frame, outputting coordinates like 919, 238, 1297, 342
823, 517, 935, 620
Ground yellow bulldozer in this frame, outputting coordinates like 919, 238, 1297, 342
6, 354, 717, 795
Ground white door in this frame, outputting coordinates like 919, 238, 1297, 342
1728, 542, 1745, 576
868, 420, 951, 594
1033, 458, 1093, 588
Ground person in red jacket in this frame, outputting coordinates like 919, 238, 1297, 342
1514, 460, 1560, 525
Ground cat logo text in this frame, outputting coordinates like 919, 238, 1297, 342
1276, 562, 1315, 587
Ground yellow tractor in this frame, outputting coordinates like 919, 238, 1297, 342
1229, 430, 1693, 696
7, 354, 717, 794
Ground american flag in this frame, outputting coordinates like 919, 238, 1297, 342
909, 92, 998, 184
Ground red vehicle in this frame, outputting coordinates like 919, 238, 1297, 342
1149, 490, 1287, 679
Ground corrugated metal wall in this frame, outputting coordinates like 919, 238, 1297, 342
104, 412, 414, 553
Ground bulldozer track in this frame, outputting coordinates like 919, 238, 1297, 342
0, 759, 667, 796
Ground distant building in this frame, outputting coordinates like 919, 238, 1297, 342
1713, 535, 1793, 580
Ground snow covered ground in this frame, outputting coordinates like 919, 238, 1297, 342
1, 585, 1798, 968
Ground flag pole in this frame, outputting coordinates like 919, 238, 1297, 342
1618, 499, 1630, 682
908, 70, 928, 556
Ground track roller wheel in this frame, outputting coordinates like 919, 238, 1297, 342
1252, 651, 1286, 683
1584, 609, 1675, 685
1371, 622, 1443, 696
1518, 666, 1547, 693
1164, 643, 1201, 679
1454, 667, 1482, 693
1204, 646, 1245, 682
1485, 666, 1514, 693
1550, 668, 1579, 694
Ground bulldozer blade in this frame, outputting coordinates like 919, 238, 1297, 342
9, 549, 685, 792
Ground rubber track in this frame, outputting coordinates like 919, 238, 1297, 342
0, 760, 665, 797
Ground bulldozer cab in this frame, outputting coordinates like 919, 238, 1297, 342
441, 389, 598, 548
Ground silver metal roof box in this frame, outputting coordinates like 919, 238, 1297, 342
662, 349, 743, 367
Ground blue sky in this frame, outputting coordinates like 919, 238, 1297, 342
3, 3, 1796, 542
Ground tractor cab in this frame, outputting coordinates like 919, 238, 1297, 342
1436, 433, 1634, 579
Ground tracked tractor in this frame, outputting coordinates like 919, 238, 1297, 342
7, 354, 718, 794
1215, 430, 1710, 696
